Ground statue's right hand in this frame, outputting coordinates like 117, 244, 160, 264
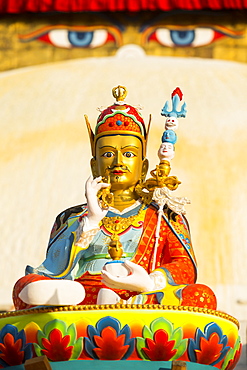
85, 176, 110, 226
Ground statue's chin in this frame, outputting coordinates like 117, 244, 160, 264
110, 182, 136, 192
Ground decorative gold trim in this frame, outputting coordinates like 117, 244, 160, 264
0, 305, 239, 328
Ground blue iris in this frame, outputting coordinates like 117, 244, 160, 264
170, 30, 195, 46
68, 31, 93, 47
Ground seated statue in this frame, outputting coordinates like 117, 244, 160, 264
13, 86, 216, 310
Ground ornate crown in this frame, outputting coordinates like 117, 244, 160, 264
85, 86, 150, 157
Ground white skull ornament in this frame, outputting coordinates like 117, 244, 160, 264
165, 117, 178, 130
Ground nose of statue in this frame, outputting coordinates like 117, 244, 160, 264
113, 150, 123, 166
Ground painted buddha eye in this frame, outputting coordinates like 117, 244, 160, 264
144, 25, 243, 48
19, 26, 120, 49
47, 29, 109, 48
149, 28, 224, 47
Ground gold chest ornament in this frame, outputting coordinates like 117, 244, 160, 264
99, 204, 146, 260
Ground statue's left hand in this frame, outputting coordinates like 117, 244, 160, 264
101, 261, 154, 292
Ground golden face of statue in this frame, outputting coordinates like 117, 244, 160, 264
92, 135, 148, 191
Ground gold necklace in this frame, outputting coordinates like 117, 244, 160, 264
100, 203, 146, 234
99, 204, 146, 260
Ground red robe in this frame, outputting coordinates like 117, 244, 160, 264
13, 203, 216, 310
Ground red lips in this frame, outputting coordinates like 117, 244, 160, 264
112, 170, 125, 175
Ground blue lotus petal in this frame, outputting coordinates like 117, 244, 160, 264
188, 338, 197, 362
23, 343, 33, 361
221, 335, 228, 347
188, 323, 230, 365
0, 325, 18, 342
84, 336, 99, 359
205, 323, 223, 340
188, 326, 213, 362
122, 338, 135, 360
86, 318, 122, 359
119, 324, 131, 341
96, 316, 121, 335
84, 317, 135, 360
87, 324, 99, 342
119, 323, 135, 359
16, 329, 27, 345
193, 328, 205, 348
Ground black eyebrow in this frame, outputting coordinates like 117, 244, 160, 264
99, 145, 115, 149
99, 145, 139, 150
121, 145, 139, 149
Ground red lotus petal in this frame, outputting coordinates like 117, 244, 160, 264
93, 327, 129, 360
94, 327, 125, 347
94, 344, 129, 360
4, 335, 22, 353
49, 328, 62, 343
13, 338, 22, 353
0, 334, 24, 366
154, 329, 169, 343
195, 334, 223, 364
145, 337, 156, 351
143, 330, 177, 361
41, 337, 52, 351
41, 345, 73, 362
41, 349, 50, 358
3, 334, 14, 347
61, 335, 71, 348
41, 329, 73, 361
93, 335, 104, 348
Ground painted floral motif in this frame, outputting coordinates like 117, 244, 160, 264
136, 317, 187, 361
222, 336, 242, 370
188, 322, 230, 366
179, 233, 191, 249
0, 315, 239, 367
0, 324, 33, 367
33, 319, 83, 361
84, 316, 134, 360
